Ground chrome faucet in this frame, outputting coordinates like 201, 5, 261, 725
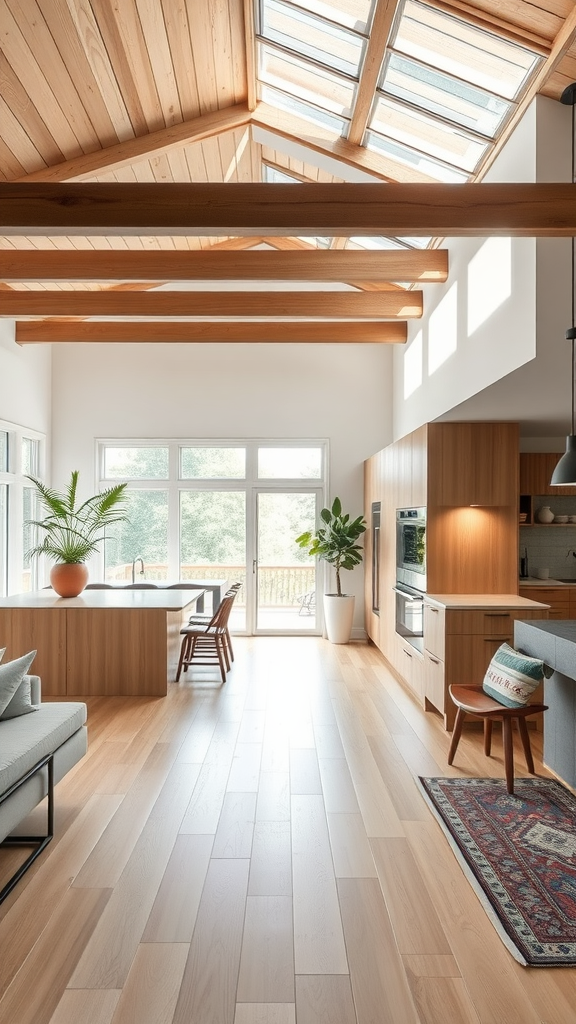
131, 557, 145, 584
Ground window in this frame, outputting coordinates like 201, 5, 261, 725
99, 439, 327, 634
0, 421, 45, 596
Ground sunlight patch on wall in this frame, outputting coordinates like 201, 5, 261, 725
428, 283, 457, 374
404, 329, 423, 397
467, 237, 512, 335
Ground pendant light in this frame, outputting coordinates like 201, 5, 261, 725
551, 81, 576, 485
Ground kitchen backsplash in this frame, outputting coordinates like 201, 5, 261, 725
521, 495, 576, 579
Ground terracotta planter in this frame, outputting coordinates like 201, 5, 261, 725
50, 563, 89, 598
323, 594, 355, 644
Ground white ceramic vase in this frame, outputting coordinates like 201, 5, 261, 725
536, 506, 555, 524
323, 594, 355, 644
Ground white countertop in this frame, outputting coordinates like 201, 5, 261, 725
425, 593, 550, 610
519, 577, 576, 587
0, 588, 205, 611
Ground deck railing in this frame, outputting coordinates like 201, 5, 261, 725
107, 564, 315, 607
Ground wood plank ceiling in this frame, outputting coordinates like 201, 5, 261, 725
1, 0, 576, 344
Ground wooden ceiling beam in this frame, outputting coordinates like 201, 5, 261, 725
347, 0, 398, 147
0, 249, 448, 283
0, 290, 422, 318
14, 104, 252, 183
15, 320, 407, 344
2, 182, 576, 236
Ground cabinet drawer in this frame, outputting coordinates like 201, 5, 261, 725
424, 650, 445, 713
424, 602, 445, 659
399, 642, 424, 701
519, 588, 569, 619
446, 633, 514, 685
446, 610, 518, 635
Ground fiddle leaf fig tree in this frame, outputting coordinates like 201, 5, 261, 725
296, 496, 367, 597
25, 470, 129, 564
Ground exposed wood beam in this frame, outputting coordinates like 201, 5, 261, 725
243, 0, 258, 111
0, 249, 448, 283
14, 105, 252, 183
16, 321, 407, 344
0, 290, 422, 318
347, 0, 398, 147
476, 6, 576, 181
251, 103, 435, 183
2, 182, 576, 236
425, 0, 551, 53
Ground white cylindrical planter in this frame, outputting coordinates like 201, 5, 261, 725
323, 594, 355, 644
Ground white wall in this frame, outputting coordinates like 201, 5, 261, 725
0, 320, 51, 439
50, 341, 393, 630
392, 100, 545, 440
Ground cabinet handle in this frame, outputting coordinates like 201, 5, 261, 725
429, 607, 439, 614
483, 636, 512, 642
428, 656, 440, 664
484, 613, 510, 617
404, 650, 413, 658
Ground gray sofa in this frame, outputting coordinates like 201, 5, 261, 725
0, 676, 87, 901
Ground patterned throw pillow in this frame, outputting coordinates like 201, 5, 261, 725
482, 642, 550, 708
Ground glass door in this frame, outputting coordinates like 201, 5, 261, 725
254, 490, 320, 633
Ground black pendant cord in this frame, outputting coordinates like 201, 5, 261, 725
572, 95, 575, 437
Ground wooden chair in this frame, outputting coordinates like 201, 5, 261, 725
176, 592, 236, 684
123, 582, 159, 589
84, 583, 114, 589
447, 684, 548, 795
185, 583, 241, 663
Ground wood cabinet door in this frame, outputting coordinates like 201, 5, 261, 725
428, 422, 518, 507
520, 452, 576, 497
424, 649, 445, 713
423, 602, 445, 659
519, 587, 569, 619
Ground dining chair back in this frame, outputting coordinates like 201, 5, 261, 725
175, 591, 237, 684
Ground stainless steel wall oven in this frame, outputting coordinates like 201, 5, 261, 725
395, 508, 426, 651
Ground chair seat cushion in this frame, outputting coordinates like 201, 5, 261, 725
482, 642, 551, 708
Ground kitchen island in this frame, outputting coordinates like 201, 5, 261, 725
0, 588, 205, 697
515, 619, 576, 789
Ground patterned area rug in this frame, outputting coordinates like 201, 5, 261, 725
418, 776, 576, 967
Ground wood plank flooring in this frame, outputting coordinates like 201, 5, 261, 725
1, 637, 574, 1024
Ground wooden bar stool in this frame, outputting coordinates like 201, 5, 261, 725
447, 684, 548, 795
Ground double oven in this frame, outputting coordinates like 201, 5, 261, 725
394, 507, 426, 652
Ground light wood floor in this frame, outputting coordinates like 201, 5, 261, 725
1, 637, 574, 1024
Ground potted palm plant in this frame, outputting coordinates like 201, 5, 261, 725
296, 496, 366, 643
26, 470, 129, 597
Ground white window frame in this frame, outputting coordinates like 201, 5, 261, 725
0, 418, 45, 596
96, 437, 329, 634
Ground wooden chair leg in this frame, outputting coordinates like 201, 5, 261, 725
484, 719, 493, 757
517, 716, 535, 774
501, 717, 514, 794
176, 634, 189, 681
216, 638, 227, 683
447, 708, 465, 765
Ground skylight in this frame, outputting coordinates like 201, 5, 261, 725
256, 0, 543, 194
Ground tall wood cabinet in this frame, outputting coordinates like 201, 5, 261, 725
364, 422, 521, 711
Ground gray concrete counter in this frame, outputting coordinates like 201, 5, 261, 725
515, 619, 576, 788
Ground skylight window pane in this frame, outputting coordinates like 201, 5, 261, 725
397, 236, 432, 248
260, 46, 354, 117
348, 236, 408, 250
261, 0, 364, 77
264, 164, 300, 182
296, 0, 374, 33
370, 96, 487, 172
382, 53, 510, 138
261, 84, 347, 133
365, 130, 468, 182
393, 0, 540, 100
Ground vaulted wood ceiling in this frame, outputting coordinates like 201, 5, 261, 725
1, 0, 576, 344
